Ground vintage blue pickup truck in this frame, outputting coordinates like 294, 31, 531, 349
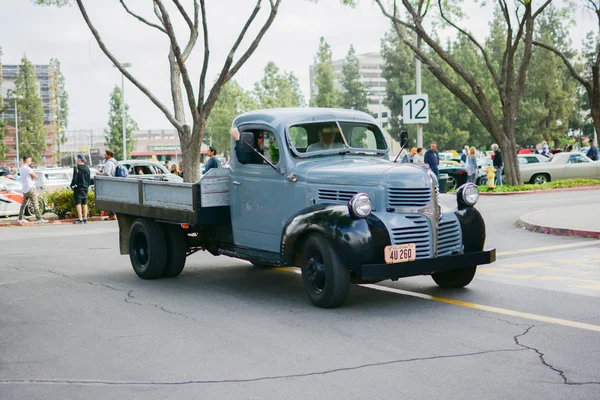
96, 108, 496, 308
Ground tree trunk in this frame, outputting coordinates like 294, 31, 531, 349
181, 122, 203, 183
502, 107, 523, 186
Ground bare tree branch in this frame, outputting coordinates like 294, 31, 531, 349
119, 0, 166, 33
75, 0, 182, 131
203, 0, 282, 116
438, 0, 501, 89
514, 4, 533, 105
198, 0, 210, 109
532, 0, 553, 19
172, 0, 194, 31
375, 0, 415, 30
392, 22, 494, 134
533, 40, 592, 92
154, 0, 199, 121
225, 0, 283, 80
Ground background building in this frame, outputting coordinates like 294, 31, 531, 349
60, 128, 210, 167
0, 63, 59, 166
309, 52, 392, 128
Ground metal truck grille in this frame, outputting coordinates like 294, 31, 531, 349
390, 215, 432, 259
317, 189, 358, 203
436, 217, 462, 256
387, 188, 431, 208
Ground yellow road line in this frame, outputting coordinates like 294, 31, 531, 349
497, 241, 599, 257
276, 268, 600, 333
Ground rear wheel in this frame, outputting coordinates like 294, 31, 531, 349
128, 218, 167, 279
300, 234, 351, 308
530, 174, 550, 185
162, 224, 187, 278
432, 266, 477, 288
446, 176, 458, 191
25, 197, 46, 217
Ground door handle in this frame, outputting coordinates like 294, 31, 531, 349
232, 180, 241, 185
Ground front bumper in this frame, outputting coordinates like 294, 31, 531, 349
358, 249, 496, 281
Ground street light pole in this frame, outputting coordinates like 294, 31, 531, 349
14, 98, 19, 168
113, 63, 131, 160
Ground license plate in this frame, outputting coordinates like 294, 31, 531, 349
384, 243, 416, 264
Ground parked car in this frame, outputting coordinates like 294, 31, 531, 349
121, 160, 184, 183
34, 168, 72, 193
0, 177, 22, 192
520, 152, 600, 184
517, 154, 550, 164
438, 162, 468, 190
0, 181, 46, 217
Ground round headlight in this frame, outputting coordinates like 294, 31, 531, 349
349, 193, 372, 218
460, 183, 479, 206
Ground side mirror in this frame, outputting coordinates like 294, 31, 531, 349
400, 130, 409, 148
240, 132, 255, 153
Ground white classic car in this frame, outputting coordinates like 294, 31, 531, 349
520, 152, 600, 184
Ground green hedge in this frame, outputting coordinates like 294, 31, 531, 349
44, 189, 101, 219
478, 179, 600, 193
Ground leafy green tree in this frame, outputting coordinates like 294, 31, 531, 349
0, 47, 9, 162
14, 55, 47, 163
517, 7, 577, 149
105, 86, 137, 160
340, 45, 368, 112
50, 58, 69, 163
253, 62, 305, 109
205, 81, 256, 160
310, 37, 340, 108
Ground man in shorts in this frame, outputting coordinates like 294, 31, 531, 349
70, 154, 91, 224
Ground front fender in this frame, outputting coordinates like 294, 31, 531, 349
454, 206, 486, 253
281, 204, 390, 269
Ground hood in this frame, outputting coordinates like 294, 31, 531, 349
304, 157, 431, 188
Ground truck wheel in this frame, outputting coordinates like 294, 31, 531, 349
162, 224, 187, 278
128, 218, 167, 279
432, 266, 477, 288
300, 234, 351, 308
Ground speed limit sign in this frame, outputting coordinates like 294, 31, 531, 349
402, 94, 429, 124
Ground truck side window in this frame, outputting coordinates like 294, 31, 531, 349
238, 130, 280, 165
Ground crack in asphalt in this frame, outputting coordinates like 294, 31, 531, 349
476, 312, 534, 327
0, 348, 525, 387
514, 325, 600, 386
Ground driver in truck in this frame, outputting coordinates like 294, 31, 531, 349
306, 126, 346, 152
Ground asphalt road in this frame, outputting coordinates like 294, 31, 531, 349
1, 190, 599, 399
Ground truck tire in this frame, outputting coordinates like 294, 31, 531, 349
129, 218, 167, 279
162, 224, 187, 278
432, 266, 477, 288
300, 234, 351, 308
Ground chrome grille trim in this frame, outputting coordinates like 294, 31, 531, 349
387, 188, 431, 208
436, 217, 463, 256
390, 215, 432, 259
317, 189, 358, 203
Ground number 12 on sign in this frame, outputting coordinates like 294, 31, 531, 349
402, 94, 429, 124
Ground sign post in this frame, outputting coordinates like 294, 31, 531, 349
402, 94, 429, 125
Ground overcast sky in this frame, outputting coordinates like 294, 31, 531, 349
1, 0, 597, 131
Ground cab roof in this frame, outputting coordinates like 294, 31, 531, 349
233, 107, 377, 127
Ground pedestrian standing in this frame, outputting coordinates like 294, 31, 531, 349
424, 142, 440, 181
98, 149, 118, 220
70, 154, 91, 224
467, 146, 478, 183
202, 146, 221, 174
413, 148, 424, 163
586, 139, 598, 161
17, 156, 47, 224
491, 143, 503, 186
460, 145, 469, 164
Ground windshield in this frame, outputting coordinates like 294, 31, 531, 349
288, 121, 387, 156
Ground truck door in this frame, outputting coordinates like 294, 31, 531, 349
230, 127, 288, 253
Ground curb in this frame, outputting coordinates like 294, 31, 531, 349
517, 218, 600, 239
0, 216, 111, 227
480, 186, 600, 196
